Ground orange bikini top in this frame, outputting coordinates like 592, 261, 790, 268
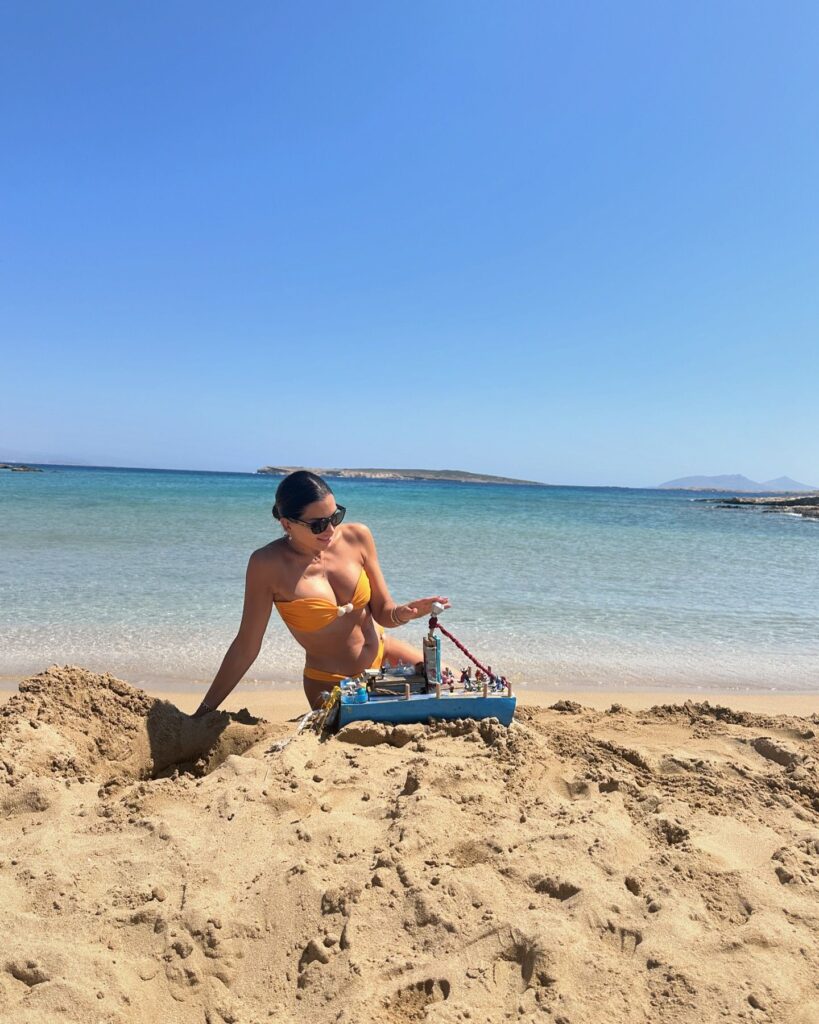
274, 567, 371, 632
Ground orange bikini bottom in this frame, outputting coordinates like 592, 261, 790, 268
303, 631, 385, 685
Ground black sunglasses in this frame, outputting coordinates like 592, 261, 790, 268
291, 505, 346, 535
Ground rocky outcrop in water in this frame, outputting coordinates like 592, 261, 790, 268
701, 494, 819, 520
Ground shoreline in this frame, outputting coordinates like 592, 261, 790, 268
117, 688, 819, 720
4, 661, 819, 700
121, 688, 819, 720
2, 676, 816, 718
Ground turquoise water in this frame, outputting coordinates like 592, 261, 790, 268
2, 466, 818, 694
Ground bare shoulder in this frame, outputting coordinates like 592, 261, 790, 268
248, 539, 287, 582
343, 522, 375, 549
250, 537, 286, 562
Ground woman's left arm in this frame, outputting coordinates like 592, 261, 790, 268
354, 524, 449, 628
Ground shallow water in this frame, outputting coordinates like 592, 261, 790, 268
2, 466, 818, 694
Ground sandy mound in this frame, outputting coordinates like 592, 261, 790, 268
1, 674, 817, 1023
0, 666, 276, 787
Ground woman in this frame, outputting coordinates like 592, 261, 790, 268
193, 471, 449, 715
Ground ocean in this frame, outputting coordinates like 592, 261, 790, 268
2, 465, 818, 695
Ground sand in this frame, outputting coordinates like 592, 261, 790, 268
1, 666, 817, 1023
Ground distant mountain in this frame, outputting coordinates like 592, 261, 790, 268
659, 474, 816, 493
759, 476, 816, 492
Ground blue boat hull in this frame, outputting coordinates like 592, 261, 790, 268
338, 692, 516, 728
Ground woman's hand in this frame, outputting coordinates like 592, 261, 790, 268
189, 700, 216, 719
392, 596, 450, 624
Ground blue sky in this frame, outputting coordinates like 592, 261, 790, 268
2, 2, 818, 486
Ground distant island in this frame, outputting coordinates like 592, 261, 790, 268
659, 474, 816, 493
257, 466, 545, 486
0, 463, 42, 473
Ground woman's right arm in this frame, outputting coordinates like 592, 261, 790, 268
191, 551, 274, 716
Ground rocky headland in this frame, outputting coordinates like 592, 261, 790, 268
0, 463, 42, 472
257, 466, 545, 486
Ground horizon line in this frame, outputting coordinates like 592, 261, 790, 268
0, 459, 760, 493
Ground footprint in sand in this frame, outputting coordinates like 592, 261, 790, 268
624, 876, 663, 914
528, 875, 582, 902
464, 927, 557, 1002
5, 960, 51, 987
380, 977, 451, 1023
600, 919, 643, 954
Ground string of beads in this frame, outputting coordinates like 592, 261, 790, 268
428, 615, 493, 678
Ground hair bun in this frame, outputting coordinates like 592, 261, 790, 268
273, 471, 332, 524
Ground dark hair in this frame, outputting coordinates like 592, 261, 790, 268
272, 470, 333, 522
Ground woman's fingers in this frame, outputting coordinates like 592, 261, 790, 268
405, 596, 451, 617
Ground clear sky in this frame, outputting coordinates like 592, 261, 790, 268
2, 2, 818, 487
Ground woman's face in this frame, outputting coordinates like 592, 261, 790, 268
284, 493, 341, 553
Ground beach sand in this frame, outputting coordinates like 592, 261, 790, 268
1, 666, 817, 1023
